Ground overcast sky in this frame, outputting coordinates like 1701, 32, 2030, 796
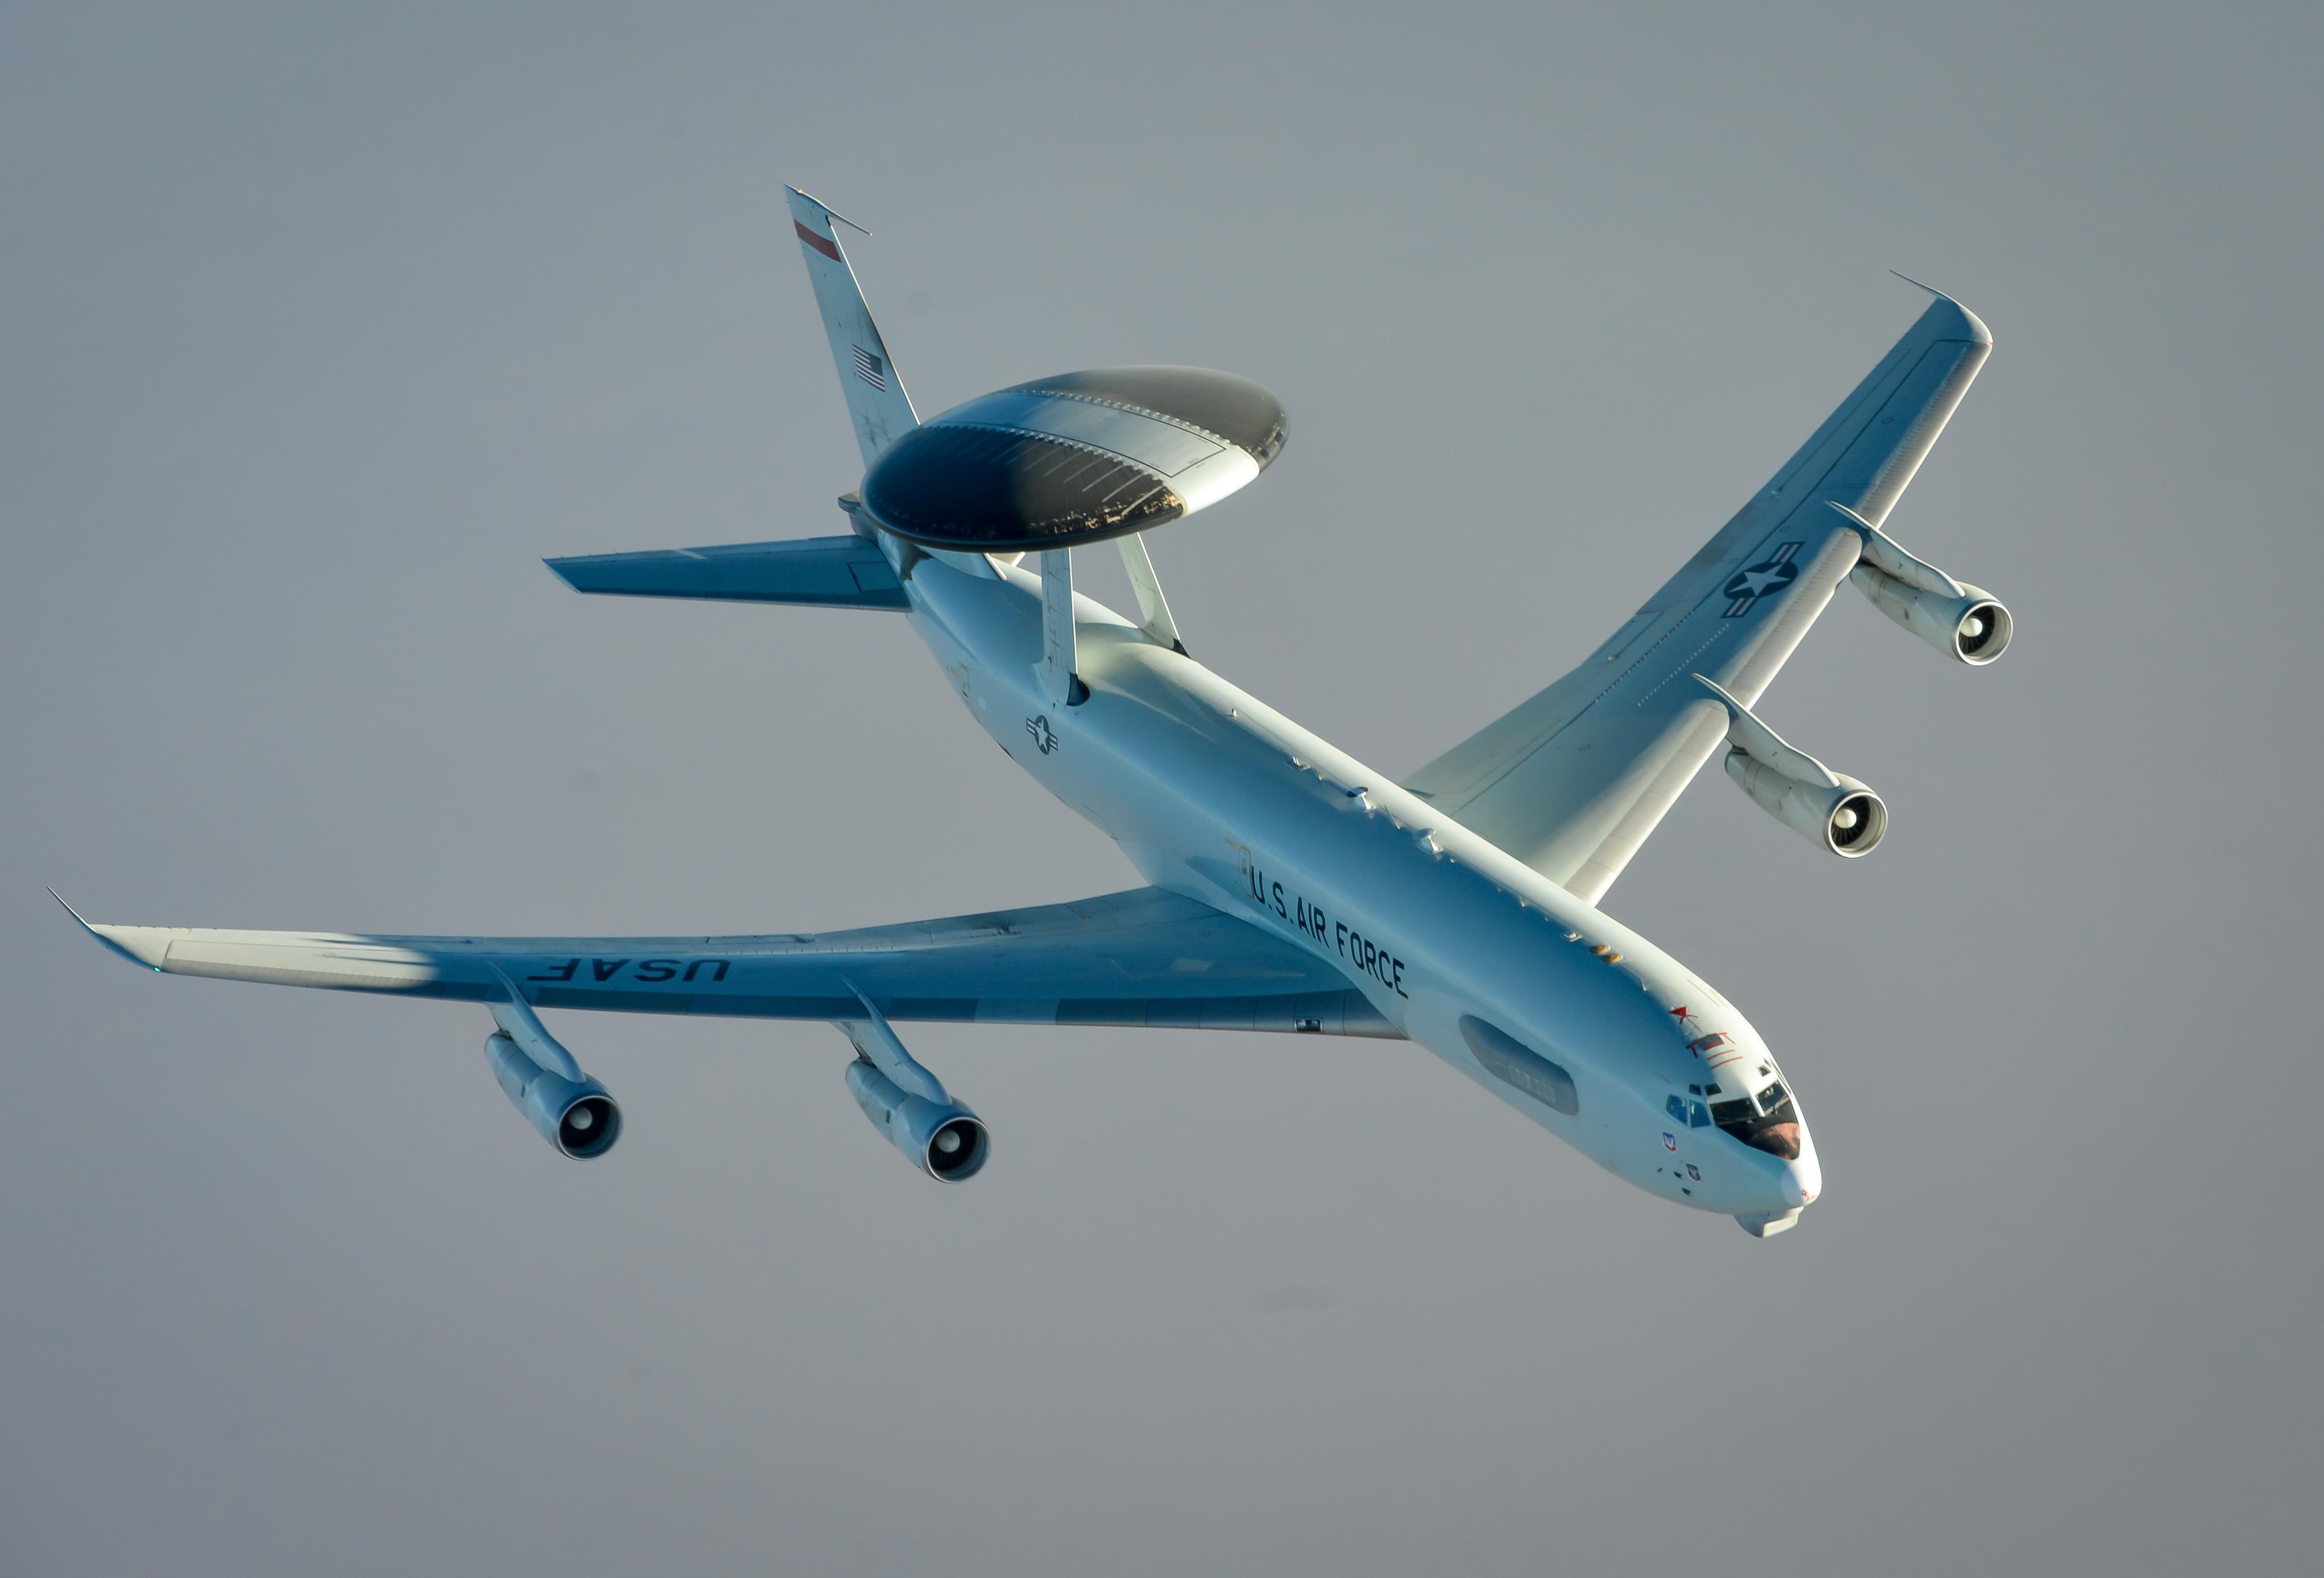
3, 3, 2318, 1573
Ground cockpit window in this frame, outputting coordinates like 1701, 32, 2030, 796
1668, 1094, 1718, 1129
1714, 1084, 1803, 1160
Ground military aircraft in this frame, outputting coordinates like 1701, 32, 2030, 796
58, 188, 2011, 1236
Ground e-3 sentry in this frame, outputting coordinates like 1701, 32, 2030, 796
59, 189, 2012, 1236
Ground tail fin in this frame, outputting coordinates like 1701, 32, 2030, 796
786, 187, 919, 468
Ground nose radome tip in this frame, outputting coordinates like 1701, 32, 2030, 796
1782, 1156, 1822, 1207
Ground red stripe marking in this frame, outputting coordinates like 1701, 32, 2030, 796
794, 220, 841, 261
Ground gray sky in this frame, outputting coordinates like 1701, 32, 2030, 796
4, 2, 2318, 1572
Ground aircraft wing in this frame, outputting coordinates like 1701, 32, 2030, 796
1404, 292, 1992, 903
59, 886, 1397, 1037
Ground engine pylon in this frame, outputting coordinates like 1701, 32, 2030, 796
1695, 676, 1888, 858
1828, 503, 2013, 665
837, 980, 991, 1182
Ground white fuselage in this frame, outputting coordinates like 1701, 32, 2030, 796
900, 550, 1821, 1225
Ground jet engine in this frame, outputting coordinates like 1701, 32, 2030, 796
482, 977, 622, 1159
485, 1032, 622, 1159
846, 1059, 991, 1182
838, 987, 991, 1182
1830, 503, 2013, 665
1724, 752, 1886, 858
1697, 676, 1888, 858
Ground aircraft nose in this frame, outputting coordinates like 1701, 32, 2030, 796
1781, 1149, 1821, 1207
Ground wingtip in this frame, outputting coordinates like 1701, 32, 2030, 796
1889, 270, 1993, 346
48, 888, 164, 971
46, 885, 89, 927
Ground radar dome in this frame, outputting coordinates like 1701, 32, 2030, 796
860, 367, 1286, 552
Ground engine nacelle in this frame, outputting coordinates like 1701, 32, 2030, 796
836, 988, 991, 1181
485, 1032, 622, 1159
845, 1058, 991, 1182
1724, 749, 1887, 858
1697, 674, 1887, 859
1851, 563, 2012, 666
1829, 501, 2012, 665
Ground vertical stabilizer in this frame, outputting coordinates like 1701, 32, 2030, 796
785, 187, 919, 468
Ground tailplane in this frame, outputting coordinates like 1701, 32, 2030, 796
786, 187, 919, 467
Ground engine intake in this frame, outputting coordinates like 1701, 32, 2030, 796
482, 974, 622, 1159
1696, 675, 1888, 859
486, 1032, 623, 1159
1829, 502, 2013, 666
837, 982, 991, 1182
1724, 751, 1888, 857
845, 1059, 991, 1182
1851, 564, 2012, 665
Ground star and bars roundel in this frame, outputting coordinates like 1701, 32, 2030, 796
1722, 541, 1802, 618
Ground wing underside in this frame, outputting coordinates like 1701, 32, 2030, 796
1406, 292, 1993, 903
69, 887, 1397, 1038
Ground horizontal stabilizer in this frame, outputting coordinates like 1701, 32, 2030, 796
546, 534, 908, 611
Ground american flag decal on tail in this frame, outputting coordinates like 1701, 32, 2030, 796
852, 345, 886, 391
